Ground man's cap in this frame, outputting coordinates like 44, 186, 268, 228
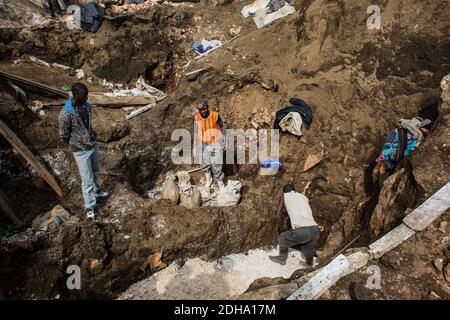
196, 99, 208, 108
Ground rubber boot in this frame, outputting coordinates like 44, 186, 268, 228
304, 257, 314, 267
204, 171, 213, 193
269, 252, 288, 265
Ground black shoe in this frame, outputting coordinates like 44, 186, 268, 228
95, 191, 109, 199
269, 255, 287, 265
300, 257, 314, 268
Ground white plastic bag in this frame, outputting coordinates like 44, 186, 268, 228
241, 0, 271, 17
177, 171, 202, 208
215, 180, 242, 206
279, 112, 303, 136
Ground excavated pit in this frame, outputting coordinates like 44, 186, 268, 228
0, 0, 449, 299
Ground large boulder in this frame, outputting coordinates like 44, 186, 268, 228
369, 168, 417, 240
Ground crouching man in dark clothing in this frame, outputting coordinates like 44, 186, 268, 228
58, 83, 108, 219
269, 184, 320, 267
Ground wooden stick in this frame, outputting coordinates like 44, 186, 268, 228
0, 190, 23, 225
332, 235, 361, 260
185, 68, 206, 76
126, 104, 154, 120
186, 165, 211, 174
0, 119, 63, 197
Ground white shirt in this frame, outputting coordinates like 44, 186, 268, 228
283, 191, 318, 228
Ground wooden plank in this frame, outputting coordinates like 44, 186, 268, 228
403, 182, 450, 231
89, 93, 158, 107
0, 71, 68, 98
287, 254, 350, 300
0, 119, 63, 197
0, 190, 23, 225
368, 223, 415, 259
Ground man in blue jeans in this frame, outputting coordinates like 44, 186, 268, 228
58, 83, 108, 219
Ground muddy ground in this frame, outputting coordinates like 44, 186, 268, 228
0, 0, 449, 299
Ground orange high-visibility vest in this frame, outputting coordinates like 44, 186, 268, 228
195, 111, 221, 145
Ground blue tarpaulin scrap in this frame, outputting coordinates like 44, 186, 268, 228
192, 40, 222, 54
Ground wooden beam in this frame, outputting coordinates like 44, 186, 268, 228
0, 119, 63, 197
0, 190, 23, 225
0, 71, 68, 98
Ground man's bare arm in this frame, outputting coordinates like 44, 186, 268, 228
276, 194, 286, 219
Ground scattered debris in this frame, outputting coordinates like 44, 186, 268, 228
229, 25, 241, 36
140, 252, 167, 272
250, 107, 272, 129
303, 152, 323, 172
193, 35, 240, 61
104, 76, 166, 101
75, 69, 86, 80
29, 100, 44, 113
242, 0, 295, 28
242, 0, 271, 18
51, 63, 72, 71
32, 205, 73, 232
192, 40, 222, 54
28, 56, 51, 68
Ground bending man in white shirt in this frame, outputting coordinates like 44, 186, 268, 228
269, 184, 320, 267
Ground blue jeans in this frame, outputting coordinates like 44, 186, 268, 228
73, 145, 101, 210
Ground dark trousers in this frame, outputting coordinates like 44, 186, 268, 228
279, 226, 320, 259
